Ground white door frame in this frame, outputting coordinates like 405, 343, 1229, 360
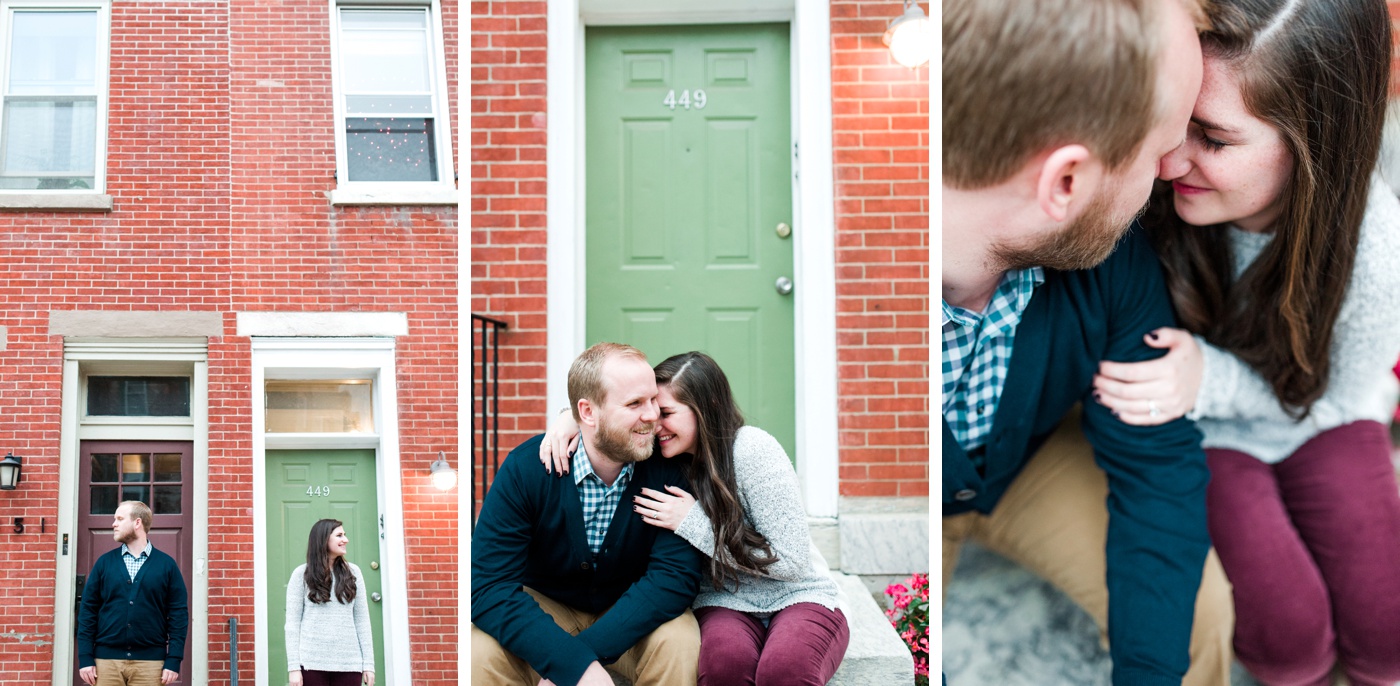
249, 337, 412, 686
51, 339, 211, 686
544, 0, 839, 516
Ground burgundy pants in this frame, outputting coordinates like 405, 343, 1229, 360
695, 603, 849, 686
300, 670, 362, 686
1207, 421, 1400, 686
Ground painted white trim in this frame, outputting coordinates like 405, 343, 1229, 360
0, 0, 110, 195
236, 311, 409, 337
250, 337, 411, 686
51, 341, 210, 686
327, 0, 457, 196
543, 1, 840, 516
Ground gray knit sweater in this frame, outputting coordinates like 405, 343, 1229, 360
1188, 175, 1400, 463
675, 425, 844, 613
285, 562, 375, 674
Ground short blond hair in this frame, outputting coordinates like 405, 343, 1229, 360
567, 343, 649, 421
119, 500, 152, 533
944, 0, 1200, 189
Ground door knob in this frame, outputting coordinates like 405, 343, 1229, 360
370, 561, 378, 570
371, 592, 382, 603
775, 276, 794, 296
775, 222, 792, 239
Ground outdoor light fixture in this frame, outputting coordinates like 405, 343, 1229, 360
430, 451, 457, 492
0, 452, 21, 490
884, 0, 931, 69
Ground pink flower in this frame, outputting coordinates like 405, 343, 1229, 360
885, 583, 908, 597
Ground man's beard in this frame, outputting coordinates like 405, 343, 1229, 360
114, 527, 136, 544
992, 186, 1146, 272
593, 415, 655, 464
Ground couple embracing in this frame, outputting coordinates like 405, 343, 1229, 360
471, 342, 850, 686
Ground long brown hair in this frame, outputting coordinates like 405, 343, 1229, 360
653, 352, 777, 590
303, 518, 357, 604
1148, 0, 1389, 418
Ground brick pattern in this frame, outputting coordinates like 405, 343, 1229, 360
831, 1, 931, 497
468, 1, 932, 508
0, 0, 457, 682
469, 0, 551, 521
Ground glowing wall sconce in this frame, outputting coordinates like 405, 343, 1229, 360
430, 451, 457, 492
884, 1, 931, 68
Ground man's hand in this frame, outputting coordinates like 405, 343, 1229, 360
78, 666, 97, 685
538, 661, 612, 686
161, 670, 179, 685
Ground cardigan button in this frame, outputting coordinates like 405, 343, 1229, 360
954, 489, 977, 502
580, 562, 591, 570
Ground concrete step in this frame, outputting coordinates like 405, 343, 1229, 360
608, 571, 915, 686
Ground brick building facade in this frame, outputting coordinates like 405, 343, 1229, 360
469, 1, 929, 525
0, 1, 458, 684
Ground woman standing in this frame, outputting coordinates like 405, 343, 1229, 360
285, 519, 376, 686
542, 351, 849, 685
1091, 0, 1400, 683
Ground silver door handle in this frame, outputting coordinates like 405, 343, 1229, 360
371, 592, 382, 603
775, 276, 794, 296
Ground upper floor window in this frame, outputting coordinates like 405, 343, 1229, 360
331, 2, 454, 199
0, 1, 107, 193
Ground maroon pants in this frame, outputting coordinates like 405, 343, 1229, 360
695, 603, 848, 686
300, 670, 361, 686
1207, 421, 1400, 686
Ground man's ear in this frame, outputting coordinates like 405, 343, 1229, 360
1035, 144, 1105, 223
577, 398, 598, 428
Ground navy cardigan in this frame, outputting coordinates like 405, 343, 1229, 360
471, 435, 703, 686
76, 544, 189, 673
943, 227, 1211, 686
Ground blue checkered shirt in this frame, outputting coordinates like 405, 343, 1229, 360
121, 541, 152, 581
573, 444, 634, 556
943, 267, 1045, 464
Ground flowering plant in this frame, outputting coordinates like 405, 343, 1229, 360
884, 572, 930, 685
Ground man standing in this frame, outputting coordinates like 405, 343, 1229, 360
77, 500, 189, 686
942, 0, 1232, 684
472, 342, 703, 686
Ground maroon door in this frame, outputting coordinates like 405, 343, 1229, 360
76, 441, 193, 685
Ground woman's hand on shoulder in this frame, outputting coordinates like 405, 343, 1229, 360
1093, 327, 1202, 426
539, 409, 580, 476
633, 486, 695, 531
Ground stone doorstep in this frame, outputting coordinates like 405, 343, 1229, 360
608, 572, 915, 686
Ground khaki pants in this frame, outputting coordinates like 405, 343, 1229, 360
942, 411, 1234, 686
93, 659, 163, 686
471, 587, 700, 686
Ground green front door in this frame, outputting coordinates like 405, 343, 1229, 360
266, 449, 385, 684
585, 23, 796, 457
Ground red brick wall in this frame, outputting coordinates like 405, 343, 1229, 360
831, 1, 930, 497
468, 2, 932, 506
469, 0, 550, 520
0, 0, 458, 681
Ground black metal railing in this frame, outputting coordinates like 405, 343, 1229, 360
471, 314, 507, 530
228, 617, 238, 686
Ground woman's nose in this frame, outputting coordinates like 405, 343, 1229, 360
1158, 141, 1191, 181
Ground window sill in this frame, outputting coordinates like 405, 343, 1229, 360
329, 187, 458, 206
0, 194, 114, 212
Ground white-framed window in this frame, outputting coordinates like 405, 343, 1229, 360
329, 0, 455, 204
0, 0, 108, 193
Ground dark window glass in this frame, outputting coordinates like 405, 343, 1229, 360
153, 485, 181, 514
122, 485, 148, 504
154, 454, 181, 482
91, 454, 118, 482
88, 377, 190, 417
121, 454, 149, 482
345, 117, 438, 182
90, 486, 117, 515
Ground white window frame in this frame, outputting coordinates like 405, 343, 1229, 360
0, 0, 111, 209
327, 0, 456, 206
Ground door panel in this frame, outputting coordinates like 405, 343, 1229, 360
266, 449, 384, 685
587, 23, 796, 458
77, 441, 193, 686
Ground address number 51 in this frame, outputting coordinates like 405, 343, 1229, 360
663, 89, 707, 110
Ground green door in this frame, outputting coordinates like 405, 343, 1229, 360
585, 23, 796, 457
266, 449, 384, 684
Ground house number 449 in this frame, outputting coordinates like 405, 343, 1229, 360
306, 485, 331, 497
662, 89, 707, 110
